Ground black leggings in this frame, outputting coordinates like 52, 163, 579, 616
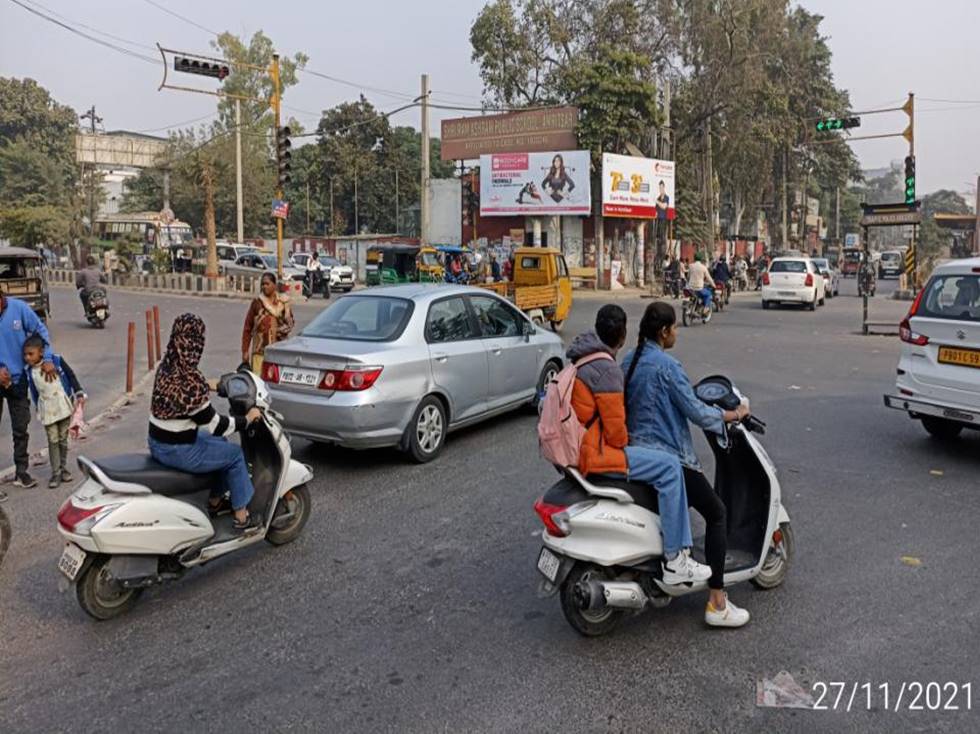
683, 467, 727, 590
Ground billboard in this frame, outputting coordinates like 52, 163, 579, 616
75, 132, 169, 168
479, 150, 591, 216
601, 153, 675, 220
441, 107, 578, 161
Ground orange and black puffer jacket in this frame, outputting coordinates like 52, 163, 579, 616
566, 331, 628, 476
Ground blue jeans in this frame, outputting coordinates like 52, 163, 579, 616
623, 445, 692, 556
148, 432, 255, 511
698, 287, 713, 307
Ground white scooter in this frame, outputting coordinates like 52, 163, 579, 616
533, 375, 794, 637
56, 370, 313, 620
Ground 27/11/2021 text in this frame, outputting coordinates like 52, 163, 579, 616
812, 681, 971, 712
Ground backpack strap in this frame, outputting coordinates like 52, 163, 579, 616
573, 351, 614, 368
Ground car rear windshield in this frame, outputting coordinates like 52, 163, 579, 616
881, 253, 900, 262
918, 274, 980, 323
301, 296, 414, 341
770, 261, 806, 273
812, 259, 829, 270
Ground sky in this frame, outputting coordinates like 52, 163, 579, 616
1, 0, 977, 202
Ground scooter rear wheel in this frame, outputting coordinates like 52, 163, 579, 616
751, 522, 794, 590
559, 564, 624, 637
76, 555, 143, 620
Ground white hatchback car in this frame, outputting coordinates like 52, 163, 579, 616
761, 257, 825, 311
884, 257, 980, 439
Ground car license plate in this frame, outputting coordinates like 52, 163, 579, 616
58, 543, 86, 581
537, 547, 561, 583
778, 291, 796, 297
938, 345, 980, 369
279, 366, 321, 386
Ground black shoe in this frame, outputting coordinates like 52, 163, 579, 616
233, 512, 262, 534
13, 472, 37, 489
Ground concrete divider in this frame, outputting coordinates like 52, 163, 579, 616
49, 268, 271, 300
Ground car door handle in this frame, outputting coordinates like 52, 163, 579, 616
489, 344, 502, 355
433, 352, 449, 363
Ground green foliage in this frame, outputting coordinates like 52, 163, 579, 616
0, 204, 70, 247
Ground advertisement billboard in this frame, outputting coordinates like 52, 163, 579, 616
601, 153, 675, 220
479, 150, 591, 216
441, 107, 578, 160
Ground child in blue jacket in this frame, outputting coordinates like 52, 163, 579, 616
23, 335, 85, 489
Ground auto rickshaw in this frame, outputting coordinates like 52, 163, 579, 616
417, 246, 444, 283
477, 247, 572, 331
365, 244, 422, 286
0, 247, 50, 320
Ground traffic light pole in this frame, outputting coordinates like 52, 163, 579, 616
271, 54, 283, 283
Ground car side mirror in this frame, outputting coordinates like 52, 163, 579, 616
523, 320, 535, 338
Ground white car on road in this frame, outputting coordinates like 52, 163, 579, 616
761, 257, 825, 311
885, 257, 980, 440
811, 257, 840, 299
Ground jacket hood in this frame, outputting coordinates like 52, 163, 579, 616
566, 330, 616, 363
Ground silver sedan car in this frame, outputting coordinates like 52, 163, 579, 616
262, 284, 565, 462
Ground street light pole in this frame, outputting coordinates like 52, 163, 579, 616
271, 53, 283, 282
235, 98, 244, 243
420, 73, 431, 245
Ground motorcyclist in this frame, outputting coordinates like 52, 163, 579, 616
734, 257, 748, 291
858, 253, 876, 296
304, 250, 325, 299
75, 255, 107, 312
710, 255, 732, 301
687, 252, 715, 314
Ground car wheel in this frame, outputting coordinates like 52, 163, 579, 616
921, 416, 963, 441
531, 359, 562, 412
550, 319, 564, 333
808, 295, 816, 311
819, 295, 826, 306
762, 300, 770, 310
405, 396, 447, 463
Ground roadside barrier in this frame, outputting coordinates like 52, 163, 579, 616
48, 269, 267, 299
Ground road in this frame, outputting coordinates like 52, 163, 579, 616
2, 278, 978, 733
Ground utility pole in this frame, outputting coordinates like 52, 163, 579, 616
271, 53, 283, 282
235, 98, 244, 243
79, 105, 102, 235
354, 162, 359, 235
329, 178, 334, 236
781, 148, 788, 247
419, 73, 431, 245
395, 168, 400, 233
704, 119, 715, 255
305, 180, 311, 234
835, 186, 840, 243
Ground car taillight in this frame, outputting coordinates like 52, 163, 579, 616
804, 273, 813, 287
261, 361, 280, 384
534, 498, 570, 538
318, 365, 383, 391
762, 272, 770, 286
57, 500, 120, 535
907, 287, 926, 317
899, 317, 928, 346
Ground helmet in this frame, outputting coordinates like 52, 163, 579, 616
86, 254, 98, 266
694, 252, 705, 263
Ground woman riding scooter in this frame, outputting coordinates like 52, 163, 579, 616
148, 313, 262, 532
623, 301, 752, 628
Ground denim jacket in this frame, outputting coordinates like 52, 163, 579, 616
622, 342, 725, 470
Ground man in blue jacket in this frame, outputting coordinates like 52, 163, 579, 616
0, 291, 57, 495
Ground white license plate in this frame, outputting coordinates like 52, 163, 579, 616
58, 543, 87, 581
96, 309, 107, 318
537, 547, 561, 583
279, 367, 320, 386
778, 291, 796, 297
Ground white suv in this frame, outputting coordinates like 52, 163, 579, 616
884, 257, 980, 439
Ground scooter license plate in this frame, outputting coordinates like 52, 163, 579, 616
537, 547, 561, 583
58, 543, 86, 581
96, 309, 106, 319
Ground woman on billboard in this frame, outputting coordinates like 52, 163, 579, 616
541, 154, 576, 203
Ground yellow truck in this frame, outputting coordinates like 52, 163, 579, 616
480, 247, 572, 332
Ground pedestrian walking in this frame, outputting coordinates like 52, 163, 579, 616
23, 335, 85, 489
0, 291, 58, 493
241, 272, 295, 373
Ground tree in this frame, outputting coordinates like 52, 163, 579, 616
0, 77, 78, 183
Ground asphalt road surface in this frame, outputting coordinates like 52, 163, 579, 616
2, 277, 978, 733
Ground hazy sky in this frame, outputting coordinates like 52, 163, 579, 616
1, 0, 977, 199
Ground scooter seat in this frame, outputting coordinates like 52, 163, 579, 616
543, 473, 659, 514
90, 453, 219, 497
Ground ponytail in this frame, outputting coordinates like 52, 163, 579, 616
624, 302, 677, 396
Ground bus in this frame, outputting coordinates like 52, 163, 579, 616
95, 211, 194, 250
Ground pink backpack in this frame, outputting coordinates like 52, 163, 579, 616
537, 352, 614, 467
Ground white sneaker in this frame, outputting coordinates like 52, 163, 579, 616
704, 593, 750, 628
662, 549, 712, 585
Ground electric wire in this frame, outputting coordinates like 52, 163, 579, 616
141, 0, 221, 37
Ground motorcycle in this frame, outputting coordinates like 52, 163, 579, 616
55, 370, 313, 620
681, 287, 712, 326
858, 266, 876, 297
533, 375, 793, 637
84, 287, 110, 328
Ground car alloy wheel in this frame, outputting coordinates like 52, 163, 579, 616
417, 404, 444, 454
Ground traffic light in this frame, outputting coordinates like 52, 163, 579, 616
173, 56, 229, 80
904, 156, 916, 205
814, 116, 861, 132
275, 126, 291, 188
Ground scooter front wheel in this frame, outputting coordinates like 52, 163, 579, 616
266, 484, 312, 546
751, 522, 794, 590
76, 555, 143, 620
559, 564, 624, 637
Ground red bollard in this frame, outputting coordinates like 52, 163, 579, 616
126, 322, 135, 394
152, 305, 162, 359
145, 310, 155, 370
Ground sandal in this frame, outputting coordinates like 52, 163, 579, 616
208, 496, 233, 518
232, 512, 261, 533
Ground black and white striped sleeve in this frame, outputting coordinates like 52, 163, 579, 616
189, 403, 246, 437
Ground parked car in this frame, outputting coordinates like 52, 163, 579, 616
884, 257, 980, 440
320, 256, 356, 292
262, 285, 564, 462
761, 257, 825, 311
878, 250, 904, 279
224, 252, 305, 284
810, 257, 840, 298
216, 243, 259, 273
